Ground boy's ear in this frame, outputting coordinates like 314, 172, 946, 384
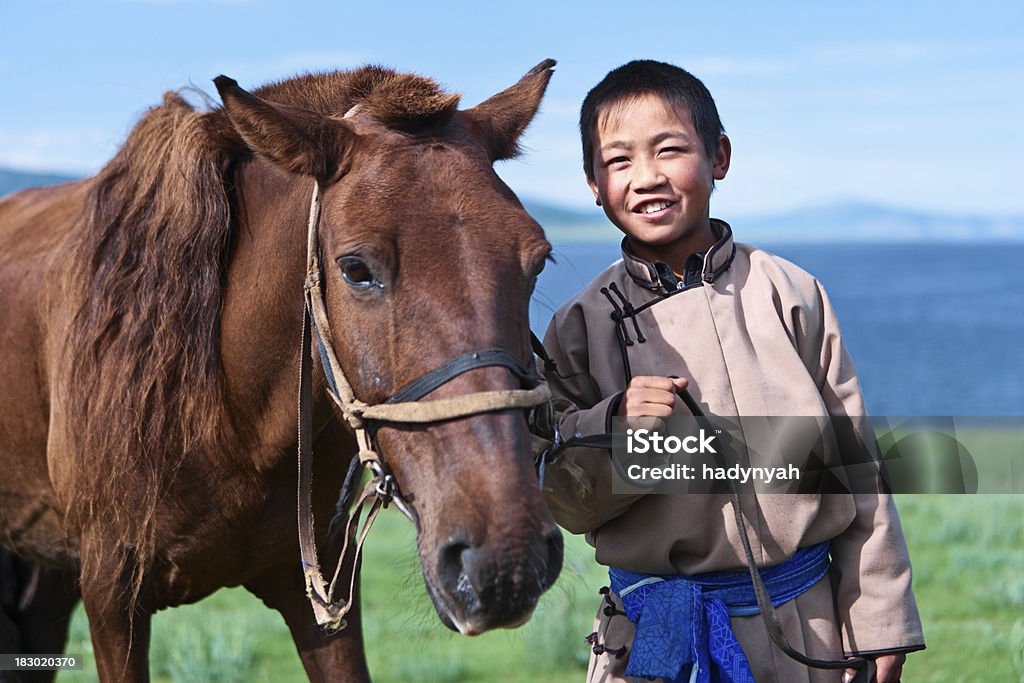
587, 177, 602, 207
713, 134, 732, 181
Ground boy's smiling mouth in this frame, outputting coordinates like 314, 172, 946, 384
633, 199, 676, 217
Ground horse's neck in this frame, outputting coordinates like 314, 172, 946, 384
219, 161, 327, 470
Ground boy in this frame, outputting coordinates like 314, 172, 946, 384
539, 60, 924, 682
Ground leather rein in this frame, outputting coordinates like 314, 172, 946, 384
297, 182, 551, 631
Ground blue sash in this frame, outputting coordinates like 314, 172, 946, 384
608, 541, 830, 683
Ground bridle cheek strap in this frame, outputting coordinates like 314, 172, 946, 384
296, 182, 551, 630
302, 181, 548, 440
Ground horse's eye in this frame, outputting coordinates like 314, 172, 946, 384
337, 256, 382, 290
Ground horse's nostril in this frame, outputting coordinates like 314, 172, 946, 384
438, 538, 469, 584
435, 526, 563, 627
458, 547, 482, 592
437, 537, 482, 611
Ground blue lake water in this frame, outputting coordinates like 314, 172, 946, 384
529, 240, 1024, 417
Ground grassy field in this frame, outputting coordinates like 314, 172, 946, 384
56, 494, 1024, 682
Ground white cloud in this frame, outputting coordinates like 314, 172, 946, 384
209, 50, 371, 86
105, 0, 252, 5
811, 40, 936, 66
685, 57, 793, 77
0, 127, 115, 175
806, 37, 1024, 69
534, 98, 582, 121
261, 50, 372, 77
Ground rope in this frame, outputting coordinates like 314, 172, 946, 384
359, 386, 551, 422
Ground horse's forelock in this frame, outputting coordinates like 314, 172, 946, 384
250, 66, 462, 133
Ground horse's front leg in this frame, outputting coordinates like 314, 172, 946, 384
245, 559, 369, 683
78, 535, 152, 682
0, 548, 80, 683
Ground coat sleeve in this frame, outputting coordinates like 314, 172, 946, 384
538, 304, 644, 535
802, 280, 925, 655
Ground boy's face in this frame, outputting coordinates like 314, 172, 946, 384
587, 94, 730, 269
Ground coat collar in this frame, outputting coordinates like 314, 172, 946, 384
621, 219, 737, 291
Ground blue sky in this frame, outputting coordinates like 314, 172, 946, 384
1, 0, 1021, 217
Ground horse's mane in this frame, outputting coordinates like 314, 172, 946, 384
62, 66, 460, 597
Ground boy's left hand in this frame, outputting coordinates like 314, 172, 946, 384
844, 653, 905, 682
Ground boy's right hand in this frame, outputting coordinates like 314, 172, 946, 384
617, 376, 690, 430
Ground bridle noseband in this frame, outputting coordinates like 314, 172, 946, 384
297, 182, 550, 630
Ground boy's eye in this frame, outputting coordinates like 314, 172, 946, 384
659, 146, 684, 155
606, 156, 629, 167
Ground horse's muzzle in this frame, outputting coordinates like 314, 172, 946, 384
432, 524, 564, 634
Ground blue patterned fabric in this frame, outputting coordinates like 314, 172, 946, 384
608, 542, 830, 683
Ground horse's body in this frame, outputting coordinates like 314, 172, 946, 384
0, 62, 561, 681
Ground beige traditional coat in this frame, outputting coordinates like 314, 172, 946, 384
541, 221, 924, 681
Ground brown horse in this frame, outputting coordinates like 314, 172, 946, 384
0, 60, 562, 681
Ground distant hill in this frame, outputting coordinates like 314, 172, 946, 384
524, 198, 1024, 243
0, 167, 81, 198
520, 198, 604, 228
4, 167, 1022, 242
737, 201, 1024, 243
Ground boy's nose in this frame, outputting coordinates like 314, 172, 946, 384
632, 157, 665, 190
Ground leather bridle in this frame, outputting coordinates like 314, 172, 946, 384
296, 182, 551, 630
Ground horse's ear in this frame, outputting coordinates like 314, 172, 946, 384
214, 75, 354, 183
463, 59, 556, 162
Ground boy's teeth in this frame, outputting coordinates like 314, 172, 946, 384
643, 201, 670, 213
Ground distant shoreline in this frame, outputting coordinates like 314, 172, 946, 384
542, 224, 1024, 245
4, 166, 1023, 243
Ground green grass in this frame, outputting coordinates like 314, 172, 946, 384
55, 495, 1024, 682
894, 495, 1024, 683
56, 512, 606, 683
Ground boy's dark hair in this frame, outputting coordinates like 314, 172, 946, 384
580, 60, 725, 181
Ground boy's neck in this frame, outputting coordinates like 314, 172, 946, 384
626, 221, 717, 276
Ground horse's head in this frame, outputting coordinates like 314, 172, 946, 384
215, 62, 562, 634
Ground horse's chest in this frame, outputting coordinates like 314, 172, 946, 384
0, 492, 77, 565
147, 471, 298, 606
